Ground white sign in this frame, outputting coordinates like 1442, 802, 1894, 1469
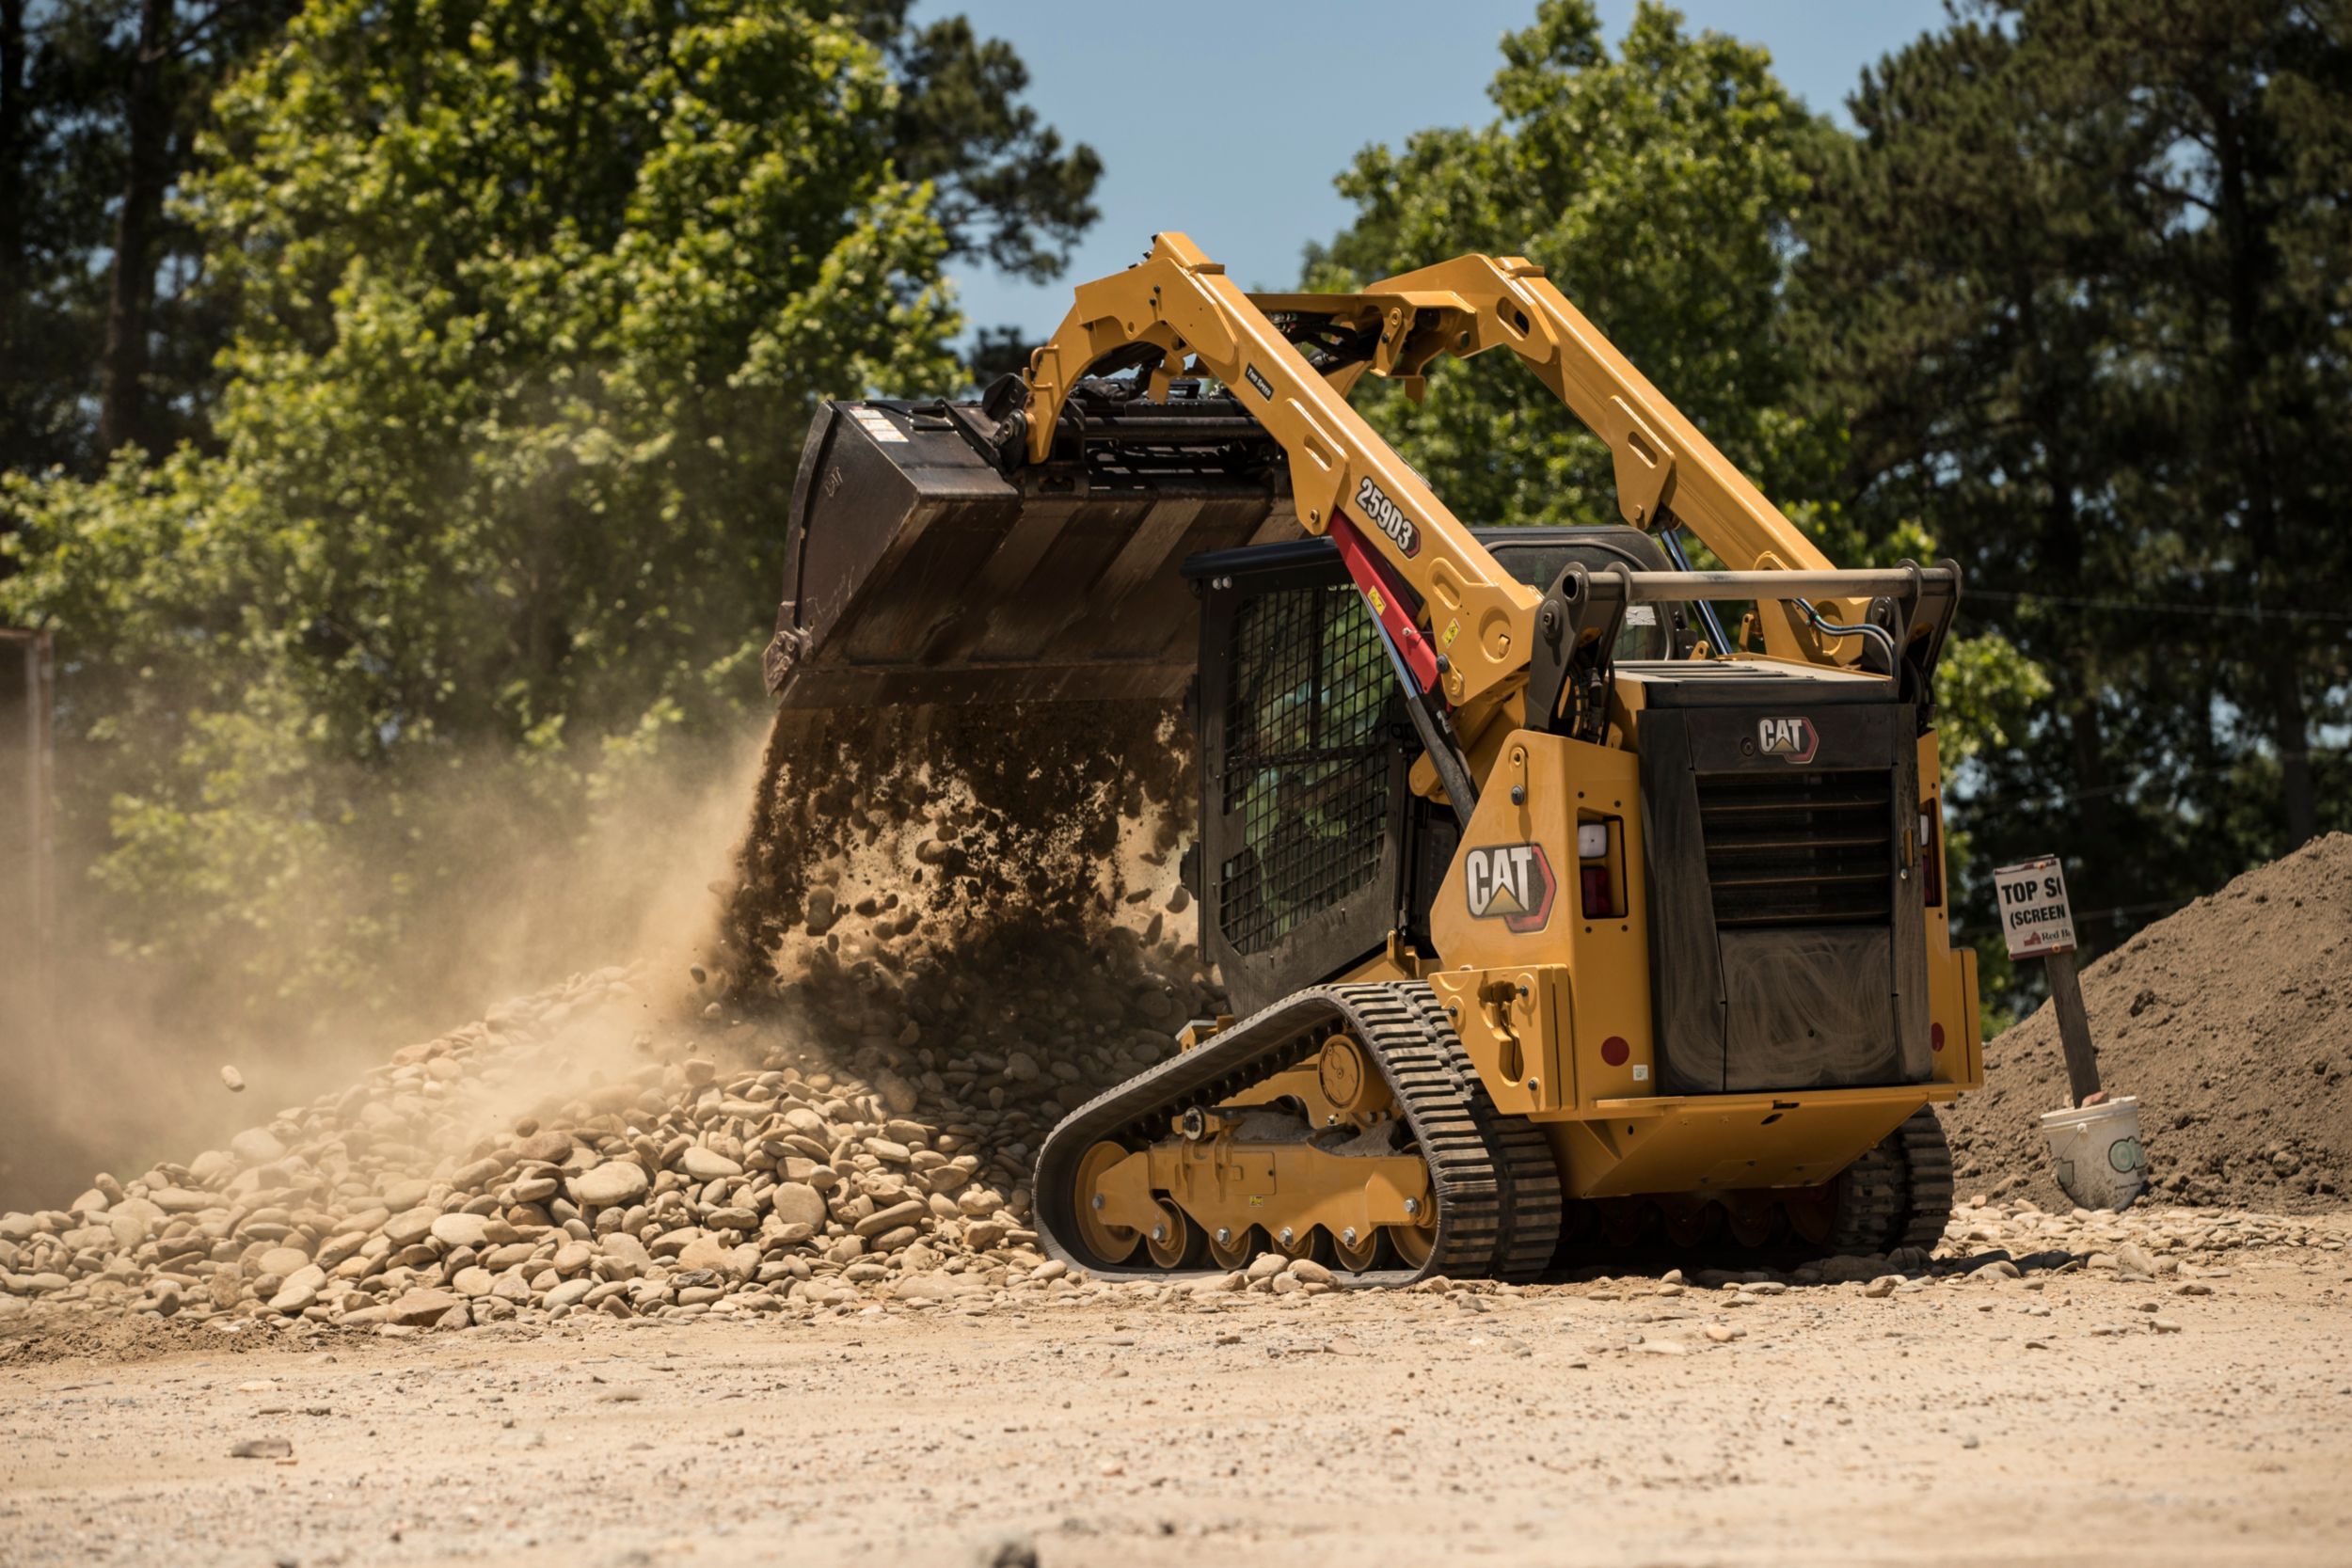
1994, 855, 2076, 958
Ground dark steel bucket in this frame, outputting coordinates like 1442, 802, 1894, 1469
763, 398, 1293, 708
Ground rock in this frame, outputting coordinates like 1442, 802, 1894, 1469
516, 1131, 575, 1164
387, 1287, 464, 1326
312, 1231, 369, 1269
430, 1212, 491, 1249
229, 1127, 287, 1165
255, 1244, 310, 1278
383, 1207, 439, 1246
267, 1265, 326, 1314
771, 1183, 828, 1229
854, 1200, 930, 1240
568, 1162, 650, 1210
219, 1065, 246, 1093
679, 1147, 742, 1181
230, 1438, 293, 1460
600, 1232, 653, 1271
451, 1266, 495, 1296
150, 1187, 218, 1214
380, 1178, 435, 1212
896, 1272, 979, 1301
1863, 1275, 1901, 1298
675, 1235, 754, 1281
2116, 1243, 2159, 1277
1246, 1253, 1288, 1283
877, 1071, 920, 1116
1285, 1258, 1334, 1286
545, 1278, 596, 1310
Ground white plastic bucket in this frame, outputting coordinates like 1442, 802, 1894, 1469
2039, 1095, 2148, 1212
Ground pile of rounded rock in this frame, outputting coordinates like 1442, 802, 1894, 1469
0, 917, 1226, 1335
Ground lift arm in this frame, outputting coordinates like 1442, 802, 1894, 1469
1022, 233, 1867, 711
1024, 233, 1541, 717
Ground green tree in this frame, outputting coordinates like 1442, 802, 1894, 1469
1799, 0, 2352, 961
0, 0, 300, 482
1306, 0, 1845, 535
2, 0, 1075, 1029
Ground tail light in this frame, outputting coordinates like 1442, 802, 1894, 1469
1578, 820, 1618, 918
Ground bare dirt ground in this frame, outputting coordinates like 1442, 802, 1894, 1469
7, 1212, 2348, 1568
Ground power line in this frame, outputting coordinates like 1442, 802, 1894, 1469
1969, 588, 2352, 623
1956, 758, 2267, 811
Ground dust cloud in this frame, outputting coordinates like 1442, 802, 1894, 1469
0, 727, 772, 1212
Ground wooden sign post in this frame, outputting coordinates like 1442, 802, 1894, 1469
1993, 855, 2103, 1106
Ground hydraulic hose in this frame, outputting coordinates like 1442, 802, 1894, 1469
1792, 596, 1899, 669
1661, 527, 1733, 655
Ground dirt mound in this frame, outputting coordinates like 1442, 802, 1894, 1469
1943, 832, 2352, 1212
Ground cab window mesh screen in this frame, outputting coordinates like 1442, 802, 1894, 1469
1217, 586, 1391, 955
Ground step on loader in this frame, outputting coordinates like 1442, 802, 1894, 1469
762, 233, 1979, 1280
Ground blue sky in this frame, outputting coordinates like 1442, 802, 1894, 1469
910, 0, 1954, 341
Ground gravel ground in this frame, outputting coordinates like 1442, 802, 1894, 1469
5, 1205, 2347, 1568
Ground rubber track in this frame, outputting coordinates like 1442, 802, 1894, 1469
1825, 1108, 1955, 1253
1033, 981, 1562, 1286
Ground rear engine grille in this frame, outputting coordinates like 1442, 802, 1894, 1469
1696, 768, 1894, 928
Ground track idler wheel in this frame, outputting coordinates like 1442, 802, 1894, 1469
1070, 1141, 1142, 1266
1386, 1210, 1436, 1272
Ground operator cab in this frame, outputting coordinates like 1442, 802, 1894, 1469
1180, 526, 1684, 1014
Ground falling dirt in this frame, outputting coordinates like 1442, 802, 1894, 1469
1944, 832, 2352, 1212
716, 701, 1196, 998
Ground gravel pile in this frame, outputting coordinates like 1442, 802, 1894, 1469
0, 901, 1217, 1333
0, 697, 1223, 1336
1945, 832, 2352, 1212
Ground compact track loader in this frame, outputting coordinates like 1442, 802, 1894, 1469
763, 234, 1980, 1281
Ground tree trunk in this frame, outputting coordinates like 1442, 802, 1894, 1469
98, 0, 175, 455
2265, 652, 2318, 848
0, 0, 25, 285
2205, 85, 2318, 849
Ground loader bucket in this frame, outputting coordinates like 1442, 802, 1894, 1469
764, 398, 1294, 708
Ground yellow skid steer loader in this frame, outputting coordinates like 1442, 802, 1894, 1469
762, 234, 1979, 1280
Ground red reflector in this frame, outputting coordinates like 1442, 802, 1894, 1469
1600, 1036, 1630, 1067
1580, 865, 1613, 917
1931, 1022, 1947, 1053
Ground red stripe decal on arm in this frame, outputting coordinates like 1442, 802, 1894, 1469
1329, 512, 1441, 693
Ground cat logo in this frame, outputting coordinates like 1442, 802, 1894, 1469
1757, 716, 1818, 765
1464, 843, 1555, 934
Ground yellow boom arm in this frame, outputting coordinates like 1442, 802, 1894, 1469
1022, 232, 1854, 718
